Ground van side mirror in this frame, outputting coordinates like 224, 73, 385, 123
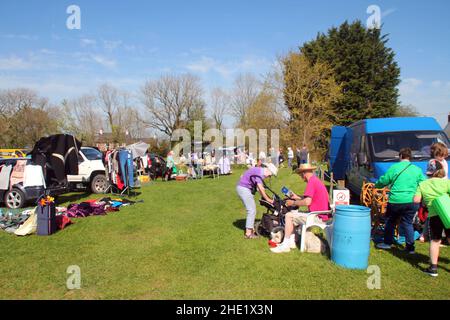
357, 152, 368, 166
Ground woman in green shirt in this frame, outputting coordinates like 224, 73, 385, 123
375, 148, 425, 253
414, 161, 450, 277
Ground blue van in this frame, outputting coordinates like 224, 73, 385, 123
329, 117, 450, 196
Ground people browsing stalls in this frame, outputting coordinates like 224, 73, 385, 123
236, 163, 278, 239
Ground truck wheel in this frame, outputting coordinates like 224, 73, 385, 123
4, 188, 25, 209
91, 174, 108, 194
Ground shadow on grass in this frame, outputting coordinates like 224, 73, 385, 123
233, 219, 246, 231
55, 190, 142, 206
55, 192, 91, 205
388, 246, 450, 273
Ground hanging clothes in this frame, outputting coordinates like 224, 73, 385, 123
0, 165, 13, 190
29, 134, 81, 187
10, 160, 27, 189
116, 174, 125, 190
118, 149, 134, 188
23, 165, 46, 188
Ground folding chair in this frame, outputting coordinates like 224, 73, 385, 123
299, 210, 334, 253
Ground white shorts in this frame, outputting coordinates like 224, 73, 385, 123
290, 211, 324, 226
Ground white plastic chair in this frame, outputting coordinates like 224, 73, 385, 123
298, 209, 334, 253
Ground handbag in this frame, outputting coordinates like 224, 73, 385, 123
36, 196, 57, 236
389, 163, 412, 190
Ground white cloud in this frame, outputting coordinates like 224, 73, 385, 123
431, 80, 442, 88
0, 74, 146, 103
382, 8, 397, 18
399, 78, 450, 127
90, 55, 117, 68
103, 40, 122, 51
399, 78, 423, 95
80, 38, 97, 47
0, 56, 31, 70
186, 55, 272, 79
186, 56, 216, 73
1, 34, 38, 41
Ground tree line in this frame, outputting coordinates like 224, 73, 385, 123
0, 21, 419, 157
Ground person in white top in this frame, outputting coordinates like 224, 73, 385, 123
259, 151, 266, 164
287, 147, 294, 168
427, 143, 449, 179
419, 142, 449, 243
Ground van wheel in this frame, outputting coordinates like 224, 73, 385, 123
5, 188, 25, 209
91, 174, 108, 194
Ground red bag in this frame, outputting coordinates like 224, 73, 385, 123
56, 215, 73, 230
418, 205, 428, 223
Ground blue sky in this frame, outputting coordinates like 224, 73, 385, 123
0, 0, 449, 127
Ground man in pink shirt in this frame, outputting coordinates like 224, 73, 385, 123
271, 163, 330, 253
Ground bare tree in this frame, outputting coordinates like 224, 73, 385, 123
121, 106, 148, 139
141, 74, 204, 137
0, 88, 45, 117
97, 83, 121, 133
0, 88, 57, 148
210, 87, 229, 131
230, 73, 261, 127
96, 83, 139, 142
62, 95, 101, 145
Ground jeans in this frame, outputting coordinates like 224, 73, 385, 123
384, 203, 419, 251
236, 185, 257, 230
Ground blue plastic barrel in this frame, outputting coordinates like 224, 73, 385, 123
331, 205, 371, 270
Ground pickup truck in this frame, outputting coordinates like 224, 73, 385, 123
67, 147, 108, 194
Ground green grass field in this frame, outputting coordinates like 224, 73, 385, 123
0, 168, 449, 300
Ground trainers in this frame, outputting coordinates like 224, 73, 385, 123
423, 267, 438, 277
270, 243, 291, 253
289, 240, 297, 249
376, 243, 392, 250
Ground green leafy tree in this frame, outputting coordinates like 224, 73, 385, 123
300, 20, 401, 125
282, 53, 342, 158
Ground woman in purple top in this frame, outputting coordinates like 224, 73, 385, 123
236, 163, 278, 238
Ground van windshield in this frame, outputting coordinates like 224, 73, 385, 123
369, 131, 450, 161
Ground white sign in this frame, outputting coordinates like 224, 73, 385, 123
333, 189, 350, 206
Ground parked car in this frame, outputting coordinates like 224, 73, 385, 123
329, 117, 450, 196
0, 149, 28, 159
67, 147, 108, 194
0, 158, 45, 209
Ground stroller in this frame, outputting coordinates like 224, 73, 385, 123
254, 182, 298, 242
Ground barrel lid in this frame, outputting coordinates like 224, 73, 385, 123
335, 205, 371, 217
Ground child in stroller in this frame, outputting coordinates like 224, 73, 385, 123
254, 183, 298, 243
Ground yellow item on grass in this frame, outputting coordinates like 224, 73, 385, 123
15, 208, 37, 236
138, 175, 150, 184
